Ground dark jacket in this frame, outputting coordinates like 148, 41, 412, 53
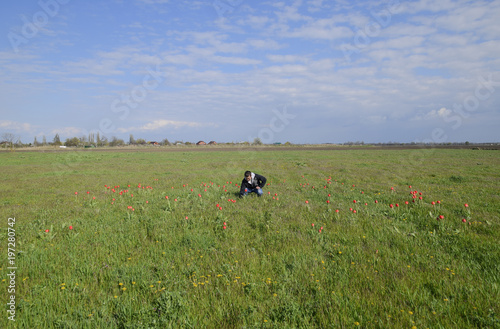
240, 173, 267, 196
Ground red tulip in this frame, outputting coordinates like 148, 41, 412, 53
335, 209, 339, 213
69, 226, 73, 230
431, 201, 435, 205
464, 203, 469, 208
462, 218, 467, 223
45, 229, 49, 233
305, 200, 309, 204
353, 200, 357, 203
389, 204, 394, 208
326, 200, 330, 204
311, 223, 314, 227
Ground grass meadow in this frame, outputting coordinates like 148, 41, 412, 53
1, 147, 499, 328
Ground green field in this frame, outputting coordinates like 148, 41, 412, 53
1, 147, 499, 328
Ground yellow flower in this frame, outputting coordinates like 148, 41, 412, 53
61, 286, 66, 290
354, 322, 360, 326
114, 295, 118, 298
132, 282, 136, 285
119, 283, 123, 286
122, 287, 126, 291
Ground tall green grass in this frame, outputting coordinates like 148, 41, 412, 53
1, 148, 499, 328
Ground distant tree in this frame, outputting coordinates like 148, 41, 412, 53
33, 136, 40, 147
65, 137, 80, 147
109, 136, 125, 147
161, 138, 171, 146
252, 138, 262, 145
97, 135, 108, 147
53, 134, 62, 146
88, 132, 96, 146
2, 133, 18, 149
136, 138, 146, 145
129, 134, 136, 145
185, 141, 192, 146
42, 135, 47, 146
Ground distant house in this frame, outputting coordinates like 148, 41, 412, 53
208, 141, 217, 145
148, 141, 159, 146
196, 141, 206, 145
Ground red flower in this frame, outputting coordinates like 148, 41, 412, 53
464, 203, 469, 208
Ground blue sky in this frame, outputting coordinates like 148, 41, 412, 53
1, 0, 499, 144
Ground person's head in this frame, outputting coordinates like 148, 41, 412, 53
244, 171, 252, 182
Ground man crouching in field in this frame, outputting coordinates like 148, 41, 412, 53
240, 171, 267, 197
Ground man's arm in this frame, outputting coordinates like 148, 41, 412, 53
239, 179, 248, 195
256, 174, 267, 188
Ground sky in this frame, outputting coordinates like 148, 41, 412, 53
1, 0, 499, 144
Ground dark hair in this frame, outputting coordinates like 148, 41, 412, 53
244, 171, 251, 177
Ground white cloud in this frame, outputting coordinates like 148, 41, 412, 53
118, 119, 218, 133
0, 120, 34, 133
